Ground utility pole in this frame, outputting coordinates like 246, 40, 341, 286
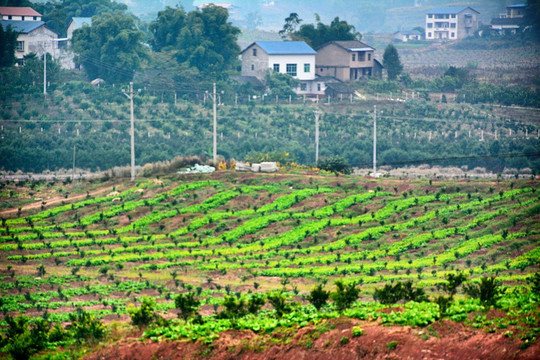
314, 109, 322, 164
72, 145, 76, 181
130, 82, 135, 182
213, 82, 217, 165
373, 105, 377, 177
43, 52, 47, 95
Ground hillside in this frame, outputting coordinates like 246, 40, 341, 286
0, 171, 538, 358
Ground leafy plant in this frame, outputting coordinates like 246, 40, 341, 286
68, 308, 105, 344
267, 290, 291, 318
331, 279, 359, 312
463, 277, 502, 307
127, 296, 157, 327
175, 292, 200, 320
307, 283, 330, 310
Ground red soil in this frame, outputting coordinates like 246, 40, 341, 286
83, 319, 539, 360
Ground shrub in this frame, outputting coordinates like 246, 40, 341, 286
220, 295, 247, 319
68, 308, 105, 344
387, 341, 398, 350
307, 284, 330, 310
247, 293, 266, 315
127, 296, 157, 327
463, 277, 501, 307
267, 290, 291, 318
175, 292, 200, 320
317, 156, 352, 174
340, 336, 349, 345
1, 315, 50, 360
351, 326, 364, 337
331, 279, 360, 312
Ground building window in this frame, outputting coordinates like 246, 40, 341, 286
317, 83, 321, 91
368, 53, 371, 61
451, 32, 455, 37
428, 14, 432, 18
251, 64, 254, 71
352, 53, 356, 61
8, 15, 12, 19
286, 63, 297, 76
300, 83, 307, 91
34, 16, 37, 20
304, 63, 310, 72
451, 14, 456, 18
451, 23, 456, 28
358, 52, 365, 61
427, 23, 433, 28
428, 32, 432, 37
320, 68, 323, 72
252, 48, 257, 56
16, 41, 24, 52
273, 64, 279, 72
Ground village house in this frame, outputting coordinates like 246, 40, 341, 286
315, 40, 382, 82
0, 19, 58, 65
0, 6, 41, 21
393, 30, 422, 42
425, 6, 479, 41
490, 4, 528, 35
241, 41, 318, 95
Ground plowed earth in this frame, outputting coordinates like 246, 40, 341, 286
84, 319, 539, 360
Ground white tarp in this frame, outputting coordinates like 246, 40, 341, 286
177, 164, 215, 174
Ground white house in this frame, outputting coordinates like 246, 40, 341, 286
241, 41, 317, 95
0, 20, 58, 65
67, 17, 92, 39
425, 6, 479, 41
393, 30, 422, 42
0, 7, 41, 21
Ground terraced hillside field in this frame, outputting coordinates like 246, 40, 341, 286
0, 171, 538, 359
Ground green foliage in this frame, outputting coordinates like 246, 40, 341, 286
267, 290, 291, 318
127, 296, 157, 327
340, 336, 349, 344
247, 293, 266, 315
148, 6, 186, 51
441, 271, 467, 298
383, 44, 403, 80
463, 277, 502, 307
351, 326, 364, 337
317, 156, 351, 174
175, 292, 200, 320
265, 71, 299, 98
387, 340, 398, 350
67, 308, 105, 343
0, 315, 50, 360
331, 279, 359, 312
220, 295, 248, 319
307, 283, 330, 310
245, 151, 296, 165
0, 23, 17, 68
72, 12, 147, 83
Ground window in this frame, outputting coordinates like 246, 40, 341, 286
320, 68, 324, 72
16, 41, 24, 52
358, 52, 365, 61
33, 16, 37, 20
273, 63, 280, 72
7, 15, 12, 19
286, 63, 297, 76
451, 14, 456, 18
451, 32, 455, 37
428, 14, 432, 18
317, 83, 321, 91
368, 53, 371, 61
251, 64, 254, 71
427, 23, 433, 28
304, 63, 310, 72
428, 32, 432, 37
352, 53, 356, 61
451, 23, 456, 28
252, 48, 257, 56
300, 83, 307, 91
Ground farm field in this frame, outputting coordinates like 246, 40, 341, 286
0, 171, 538, 359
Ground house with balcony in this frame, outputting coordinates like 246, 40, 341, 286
0, 20, 58, 65
315, 40, 382, 81
241, 41, 317, 95
490, 4, 528, 35
425, 6, 479, 41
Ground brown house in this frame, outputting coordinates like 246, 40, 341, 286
315, 40, 379, 82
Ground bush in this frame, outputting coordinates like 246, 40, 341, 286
317, 156, 352, 174
1, 315, 50, 360
340, 336, 349, 345
175, 292, 200, 320
68, 308, 105, 344
463, 277, 501, 307
387, 341, 398, 350
351, 326, 364, 337
220, 295, 248, 319
247, 293, 266, 315
127, 296, 157, 327
307, 284, 330, 310
331, 279, 359, 312
267, 290, 291, 318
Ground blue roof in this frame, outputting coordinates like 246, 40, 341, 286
244, 41, 316, 55
70, 17, 92, 28
427, 6, 479, 14
507, 4, 527, 8
0, 20, 48, 33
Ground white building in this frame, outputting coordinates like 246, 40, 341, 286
0, 20, 58, 65
241, 41, 316, 95
425, 6, 479, 41
0, 6, 41, 21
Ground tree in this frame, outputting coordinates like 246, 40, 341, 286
148, 6, 186, 51
71, 11, 147, 83
307, 284, 330, 310
331, 279, 359, 312
175, 5, 240, 77
280, 13, 361, 49
382, 44, 403, 80
127, 296, 157, 327
175, 292, 200, 320
265, 71, 299, 98
0, 24, 18, 68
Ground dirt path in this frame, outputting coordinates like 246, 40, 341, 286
0, 186, 114, 216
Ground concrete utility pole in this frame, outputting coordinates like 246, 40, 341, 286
373, 105, 377, 177
72, 145, 76, 181
43, 52, 47, 95
129, 82, 135, 182
213, 82, 217, 164
314, 109, 322, 164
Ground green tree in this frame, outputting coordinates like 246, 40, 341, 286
0, 23, 18, 68
307, 283, 330, 310
127, 296, 157, 327
331, 279, 359, 312
72, 11, 147, 83
175, 292, 200, 320
0, 315, 49, 360
265, 71, 299, 98
175, 5, 240, 77
148, 6, 186, 51
279, 12, 302, 40
382, 44, 403, 80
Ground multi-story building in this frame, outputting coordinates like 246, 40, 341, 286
0, 6, 41, 21
490, 4, 528, 35
425, 6, 479, 41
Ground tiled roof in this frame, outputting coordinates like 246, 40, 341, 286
0, 7, 41, 17
427, 6, 479, 14
319, 40, 374, 52
0, 20, 49, 34
507, 4, 527, 8
70, 17, 92, 28
243, 41, 316, 55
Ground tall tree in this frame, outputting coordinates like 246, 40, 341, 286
382, 44, 402, 80
0, 24, 18, 68
71, 11, 147, 83
280, 14, 360, 49
148, 6, 186, 51
175, 5, 240, 77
